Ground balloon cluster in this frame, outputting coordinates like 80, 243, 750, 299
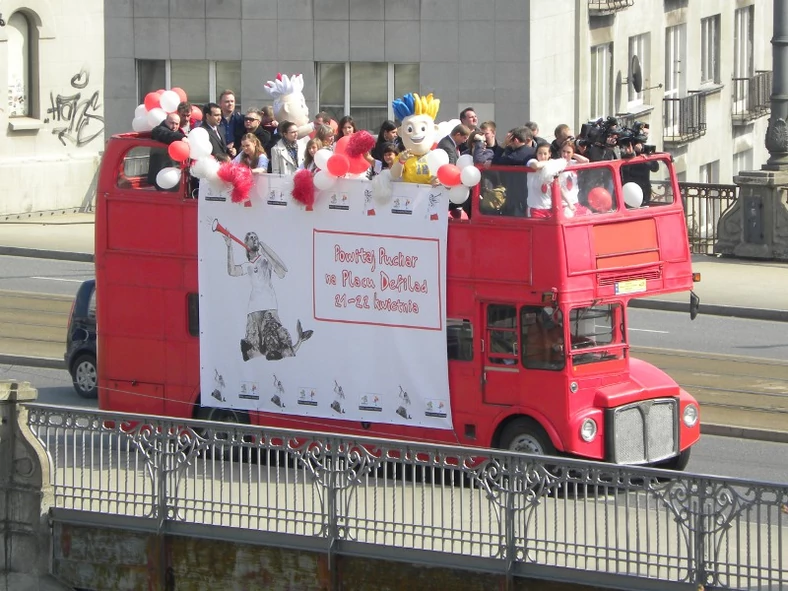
424, 151, 481, 205
131, 88, 201, 133
311, 131, 375, 192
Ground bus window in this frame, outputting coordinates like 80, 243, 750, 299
486, 305, 518, 365
116, 146, 154, 190
447, 318, 473, 361
577, 167, 617, 214
642, 159, 675, 207
479, 169, 528, 217
568, 303, 624, 365
520, 306, 565, 370
621, 158, 662, 208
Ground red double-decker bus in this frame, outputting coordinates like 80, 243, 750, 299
95, 133, 699, 468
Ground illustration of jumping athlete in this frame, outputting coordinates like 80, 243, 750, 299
217, 221, 314, 361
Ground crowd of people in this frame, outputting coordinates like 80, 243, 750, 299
149, 89, 657, 216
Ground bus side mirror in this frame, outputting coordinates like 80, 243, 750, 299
689, 291, 700, 321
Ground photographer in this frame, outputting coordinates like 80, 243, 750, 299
619, 131, 658, 206
580, 117, 620, 162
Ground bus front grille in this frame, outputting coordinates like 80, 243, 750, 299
597, 268, 662, 286
608, 398, 678, 464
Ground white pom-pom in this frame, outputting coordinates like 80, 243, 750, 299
372, 170, 393, 204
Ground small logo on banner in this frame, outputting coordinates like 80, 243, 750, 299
396, 385, 412, 420
427, 192, 441, 221
329, 192, 350, 211
266, 189, 288, 207
424, 399, 447, 418
239, 381, 259, 400
298, 387, 319, 407
363, 189, 376, 216
358, 394, 382, 413
270, 375, 286, 408
391, 197, 413, 215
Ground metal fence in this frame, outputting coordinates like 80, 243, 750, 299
732, 71, 773, 123
677, 182, 738, 254
26, 404, 788, 591
663, 94, 707, 143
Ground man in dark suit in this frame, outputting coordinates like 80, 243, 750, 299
147, 113, 186, 190
437, 124, 471, 165
201, 102, 232, 162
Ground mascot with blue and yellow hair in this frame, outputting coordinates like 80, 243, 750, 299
390, 93, 441, 184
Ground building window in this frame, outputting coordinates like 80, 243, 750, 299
734, 6, 754, 80
7, 12, 31, 117
733, 149, 753, 176
664, 24, 687, 134
627, 34, 650, 109
700, 15, 720, 85
590, 43, 613, 119
699, 160, 719, 184
136, 60, 242, 110
317, 62, 420, 131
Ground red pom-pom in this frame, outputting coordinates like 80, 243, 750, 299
217, 162, 255, 204
346, 130, 375, 158
292, 169, 315, 210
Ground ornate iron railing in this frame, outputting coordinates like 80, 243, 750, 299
663, 94, 707, 144
26, 404, 788, 590
677, 182, 739, 254
588, 0, 634, 16
732, 71, 772, 124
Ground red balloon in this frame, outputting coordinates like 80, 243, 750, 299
437, 164, 462, 186
588, 187, 613, 213
143, 92, 161, 111
334, 135, 349, 155
327, 153, 350, 177
172, 87, 188, 103
348, 155, 371, 175
190, 105, 203, 121
167, 140, 190, 162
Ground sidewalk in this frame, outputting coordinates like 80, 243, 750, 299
1, 210, 787, 320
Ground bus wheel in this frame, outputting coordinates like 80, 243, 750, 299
499, 418, 556, 456
194, 406, 251, 461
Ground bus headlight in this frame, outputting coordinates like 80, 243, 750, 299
683, 404, 699, 428
569, 381, 578, 393
580, 418, 598, 442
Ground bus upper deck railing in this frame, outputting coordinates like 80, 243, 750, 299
26, 403, 788, 591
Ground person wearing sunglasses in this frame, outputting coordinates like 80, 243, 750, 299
234, 108, 271, 157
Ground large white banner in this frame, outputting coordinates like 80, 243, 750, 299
198, 175, 453, 429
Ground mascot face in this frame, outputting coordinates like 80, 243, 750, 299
278, 92, 309, 128
400, 114, 438, 156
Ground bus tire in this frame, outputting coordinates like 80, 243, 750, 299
499, 417, 556, 456
194, 406, 252, 461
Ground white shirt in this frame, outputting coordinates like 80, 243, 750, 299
242, 256, 277, 313
526, 159, 552, 211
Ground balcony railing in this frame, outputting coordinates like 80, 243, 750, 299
588, 0, 634, 16
678, 182, 738, 254
732, 70, 772, 124
663, 93, 707, 144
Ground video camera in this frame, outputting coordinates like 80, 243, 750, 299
577, 116, 619, 148
616, 122, 656, 155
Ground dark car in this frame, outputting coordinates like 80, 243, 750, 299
65, 279, 97, 398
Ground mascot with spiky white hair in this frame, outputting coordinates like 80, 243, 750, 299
389, 93, 441, 184
264, 73, 314, 139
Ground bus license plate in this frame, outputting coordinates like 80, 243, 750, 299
615, 279, 647, 295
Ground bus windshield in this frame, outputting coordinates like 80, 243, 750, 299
569, 303, 625, 365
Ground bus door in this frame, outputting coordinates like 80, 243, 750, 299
482, 303, 521, 405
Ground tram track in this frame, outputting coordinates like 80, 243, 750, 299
632, 346, 788, 440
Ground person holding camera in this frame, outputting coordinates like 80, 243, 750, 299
619, 133, 659, 206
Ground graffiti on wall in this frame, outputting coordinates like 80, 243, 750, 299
46, 68, 104, 147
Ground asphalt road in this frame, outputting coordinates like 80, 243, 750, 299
2, 363, 787, 485
0, 254, 93, 296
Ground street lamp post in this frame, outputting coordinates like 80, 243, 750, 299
715, 0, 788, 258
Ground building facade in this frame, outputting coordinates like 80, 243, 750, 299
0, 0, 105, 215
30, 0, 772, 216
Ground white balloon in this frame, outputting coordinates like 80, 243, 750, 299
131, 116, 152, 132
425, 149, 449, 175
156, 166, 181, 189
146, 107, 167, 127
456, 154, 474, 170
189, 137, 213, 160
623, 182, 644, 208
460, 166, 481, 187
159, 90, 181, 113
313, 148, 332, 171
134, 104, 148, 119
190, 157, 220, 180
371, 169, 393, 204
188, 126, 209, 144
314, 170, 338, 191
448, 185, 470, 205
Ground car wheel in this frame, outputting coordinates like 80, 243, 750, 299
71, 353, 98, 399
194, 406, 252, 461
499, 417, 556, 456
